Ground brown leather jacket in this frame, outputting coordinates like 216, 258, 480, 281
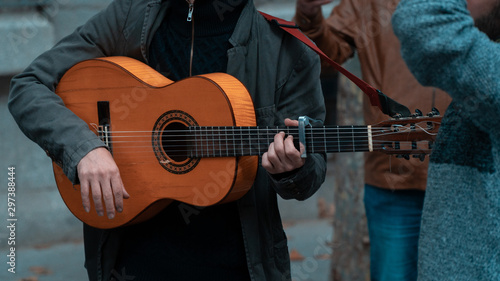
295, 0, 451, 190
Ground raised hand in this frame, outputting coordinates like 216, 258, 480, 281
296, 0, 334, 18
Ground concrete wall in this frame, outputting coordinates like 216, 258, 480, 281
0, 0, 113, 76
0, 0, 339, 249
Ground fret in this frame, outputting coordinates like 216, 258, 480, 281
235, 126, 240, 156
225, 127, 229, 157
323, 126, 327, 154
310, 127, 315, 154
200, 127, 205, 158
208, 126, 212, 158
188, 127, 193, 158
194, 126, 199, 158
256, 126, 261, 156
206, 127, 211, 157
339, 126, 353, 152
337, 126, 341, 153
352, 125, 356, 152
205, 127, 209, 157
263, 127, 270, 155
218, 126, 222, 157
355, 126, 369, 152
199, 127, 204, 157
231, 127, 236, 157
266, 127, 270, 153
209, 126, 213, 157
239, 127, 243, 156
194, 127, 201, 157
212, 127, 220, 157
248, 126, 252, 156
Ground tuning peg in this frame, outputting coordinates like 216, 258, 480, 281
411, 109, 423, 118
392, 113, 403, 119
397, 154, 410, 160
427, 107, 440, 117
413, 154, 426, 162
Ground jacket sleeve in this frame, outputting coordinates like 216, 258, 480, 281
269, 42, 327, 201
392, 0, 500, 138
8, 0, 132, 184
293, 0, 358, 68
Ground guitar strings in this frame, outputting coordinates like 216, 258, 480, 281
86, 123, 438, 158
105, 138, 431, 158
92, 123, 439, 138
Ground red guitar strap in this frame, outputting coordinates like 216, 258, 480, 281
259, 11, 411, 117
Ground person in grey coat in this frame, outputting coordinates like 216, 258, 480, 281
8, 0, 327, 280
392, 0, 500, 280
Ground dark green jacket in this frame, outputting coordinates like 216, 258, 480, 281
9, 0, 326, 280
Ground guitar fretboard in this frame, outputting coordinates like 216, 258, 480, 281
182, 126, 371, 158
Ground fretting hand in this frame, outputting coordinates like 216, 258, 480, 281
262, 118, 306, 174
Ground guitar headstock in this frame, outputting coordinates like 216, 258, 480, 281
371, 112, 442, 160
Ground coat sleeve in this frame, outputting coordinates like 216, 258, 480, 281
269, 42, 327, 201
8, 0, 133, 183
293, 0, 358, 68
392, 0, 500, 139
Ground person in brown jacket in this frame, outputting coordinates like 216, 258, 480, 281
295, 0, 451, 280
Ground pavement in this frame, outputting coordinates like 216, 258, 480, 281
0, 218, 333, 281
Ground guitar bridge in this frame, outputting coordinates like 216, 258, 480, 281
97, 101, 113, 154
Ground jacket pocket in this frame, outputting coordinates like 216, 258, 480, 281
255, 105, 277, 127
274, 237, 292, 280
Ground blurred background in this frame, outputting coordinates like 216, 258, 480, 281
0, 1, 368, 280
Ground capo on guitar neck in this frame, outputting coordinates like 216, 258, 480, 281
298, 116, 322, 158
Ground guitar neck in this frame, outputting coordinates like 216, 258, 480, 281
186, 125, 371, 158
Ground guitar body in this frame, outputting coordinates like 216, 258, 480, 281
53, 57, 258, 229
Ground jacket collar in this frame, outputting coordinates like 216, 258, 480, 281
153, 0, 256, 47
229, 0, 256, 48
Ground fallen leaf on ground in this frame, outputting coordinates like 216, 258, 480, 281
289, 248, 305, 261
314, 253, 331, 260
17, 277, 38, 281
29, 266, 52, 275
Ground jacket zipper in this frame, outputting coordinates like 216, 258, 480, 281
186, 0, 194, 76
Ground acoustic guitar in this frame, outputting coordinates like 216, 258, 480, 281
53, 56, 441, 229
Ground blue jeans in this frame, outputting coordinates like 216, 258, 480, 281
364, 184, 425, 281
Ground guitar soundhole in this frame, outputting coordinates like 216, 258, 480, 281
161, 122, 188, 162
152, 110, 200, 174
